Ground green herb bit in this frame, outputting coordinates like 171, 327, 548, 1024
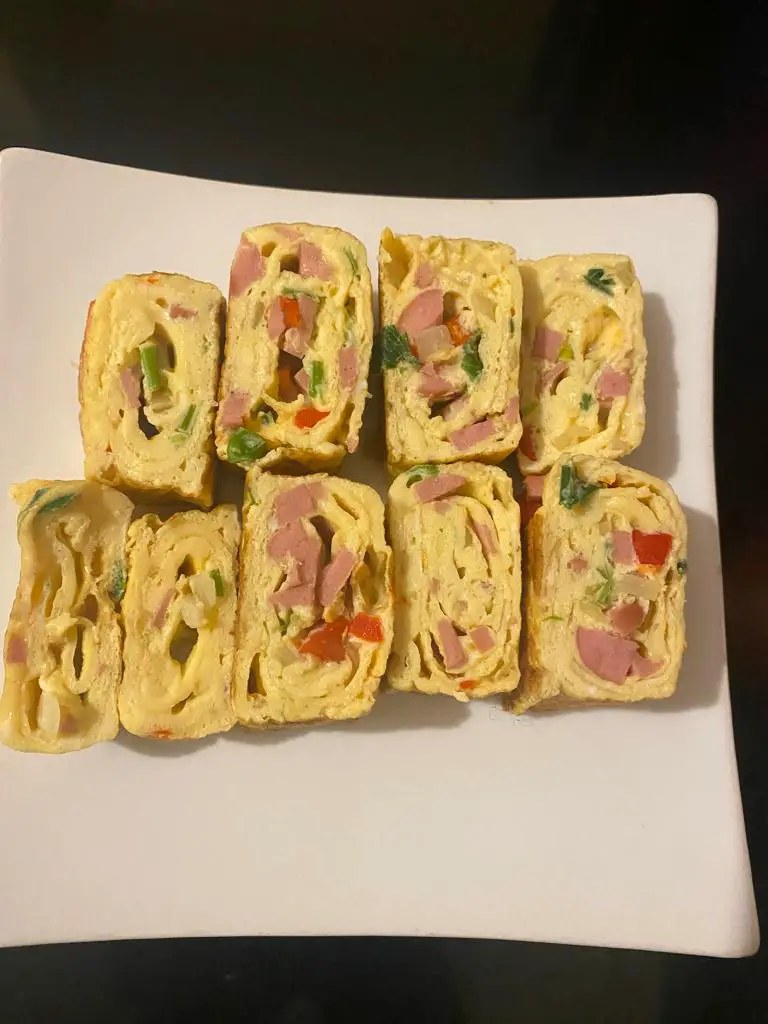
281, 287, 313, 299
580, 392, 593, 412
558, 341, 575, 360
583, 267, 615, 296
461, 331, 483, 382
258, 407, 277, 425
209, 568, 225, 597
509, 317, 515, 335
139, 342, 164, 393
176, 404, 197, 435
521, 401, 540, 418
379, 325, 419, 370
308, 360, 325, 400
543, 615, 564, 622
38, 492, 77, 516
559, 462, 599, 510
677, 559, 688, 576
109, 560, 127, 603
278, 611, 292, 635
406, 464, 439, 486
344, 247, 360, 276
17, 486, 50, 531
227, 427, 268, 465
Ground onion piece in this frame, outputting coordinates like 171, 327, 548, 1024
37, 691, 61, 735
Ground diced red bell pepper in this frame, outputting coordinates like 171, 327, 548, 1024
279, 295, 301, 328
459, 679, 477, 691
294, 406, 329, 429
348, 613, 384, 643
298, 618, 350, 662
445, 315, 471, 347
632, 530, 673, 566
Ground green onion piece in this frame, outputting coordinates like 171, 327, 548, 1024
109, 560, 127, 603
139, 342, 163, 392
559, 462, 599, 510
259, 407, 277, 425
521, 401, 540, 418
344, 247, 360, 276
308, 360, 325, 400
580, 392, 593, 411
583, 267, 615, 296
406, 464, 439, 486
17, 486, 50, 533
509, 317, 515, 335
38, 492, 76, 516
461, 331, 483, 381
379, 325, 419, 370
227, 427, 268, 465
677, 559, 688, 576
558, 341, 575, 360
542, 615, 564, 622
177, 405, 197, 435
209, 568, 225, 596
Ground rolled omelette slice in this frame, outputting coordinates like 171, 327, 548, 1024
511, 454, 687, 712
233, 469, 393, 726
387, 463, 521, 701
379, 229, 522, 470
518, 254, 646, 477
1, 480, 133, 753
120, 506, 239, 739
215, 224, 374, 470
79, 272, 224, 506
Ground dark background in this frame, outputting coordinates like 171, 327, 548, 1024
1, 1, 767, 1020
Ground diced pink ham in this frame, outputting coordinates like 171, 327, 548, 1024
597, 366, 630, 401
442, 395, 469, 422
6, 634, 27, 664
268, 522, 323, 585
576, 627, 636, 684
608, 600, 645, 636
397, 289, 444, 338
339, 346, 357, 390
504, 396, 520, 423
611, 531, 635, 565
318, 548, 357, 607
470, 626, 495, 653
430, 578, 440, 594
437, 619, 467, 671
299, 241, 331, 280
295, 368, 309, 394
412, 324, 453, 363
267, 520, 305, 560
275, 483, 324, 525
277, 225, 301, 240
219, 389, 251, 428
450, 419, 496, 451
414, 262, 435, 287
533, 325, 563, 361
267, 298, 285, 340
630, 652, 662, 677
539, 360, 568, 394
153, 589, 175, 628
568, 555, 588, 573
524, 475, 546, 499
270, 583, 316, 609
169, 304, 196, 319
120, 366, 141, 409
471, 518, 498, 557
230, 237, 266, 298
418, 363, 459, 399
413, 473, 466, 503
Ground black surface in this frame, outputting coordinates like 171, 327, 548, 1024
1, 1, 767, 1021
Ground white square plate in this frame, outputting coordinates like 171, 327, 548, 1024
0, 148, 757, 956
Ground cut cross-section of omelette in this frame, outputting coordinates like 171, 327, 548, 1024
388, 463, 521, 701
120, 506, 239, 739
518, 254, 646, 476
1, 480, 133, 753
216, 223, 374, 470
79, 272, 224, 506
511, 455, 687, 712
379, 230, 522, 470
234, 470, 393, 726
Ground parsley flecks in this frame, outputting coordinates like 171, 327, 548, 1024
38, 492, 77, 516
677, 559, 688, 576
589, 566, 615, 608
406, 464, 439, 486
379, 325, 419, 370
461, 331, 483, 381
344, 247, 360, 276
109, 560, 127, 603
580, 392, 593, 412
583, 267, 615, 296
559, 463, 599, 510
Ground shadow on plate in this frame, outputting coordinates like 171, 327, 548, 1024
625, 292, 680, 480
114, 729, 221, 758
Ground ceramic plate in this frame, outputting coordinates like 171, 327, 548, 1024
0, 148, 757, 956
